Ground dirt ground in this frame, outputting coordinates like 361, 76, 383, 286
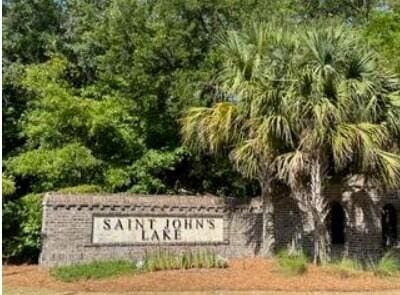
3, 258, 400, 294
3, 289, 400, 295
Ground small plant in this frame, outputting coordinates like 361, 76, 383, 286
374, 253, 400, 277
277, 249, 308, 275
323, 257, 363, 278
139, 250, 228, 272
51, 260, 136, 282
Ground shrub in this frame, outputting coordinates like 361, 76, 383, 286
374, 253, 400, 277
137, 250, 228, 272
51, 260, 135, 282
3, 193, 43, 262
323, 257, 363, 278
277, 249, 308, 275
57, 184, 102, 194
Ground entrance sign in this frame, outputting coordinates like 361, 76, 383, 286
92, 216, 224, 244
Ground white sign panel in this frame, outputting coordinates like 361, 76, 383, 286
92, 216, 224, 244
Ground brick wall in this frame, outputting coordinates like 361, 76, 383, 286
40, 189, 400, 266
39, 194, 267, 266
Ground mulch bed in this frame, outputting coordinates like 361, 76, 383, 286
3, 258, 400, 293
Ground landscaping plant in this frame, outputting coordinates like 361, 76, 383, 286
276, 249, 309, 275
323, 257, 363, 278
51, 260, 136, 282
137, 250, 228, 272
374, 252, 400, 277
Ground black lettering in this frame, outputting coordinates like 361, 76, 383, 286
135, 218, 144, 230
184, 218, 192, 229
142, 230, 149, 241
195, 219, 204, 229
114, 219, 124, 230
174, 229, 182, 240
151, 230, 160, 241
149, 219, 156, 230
128, 219, 132, 230
172, 219, 181, 229
163, 229, 171, 240
103, 218, 111, 230
207, 219, 215, 229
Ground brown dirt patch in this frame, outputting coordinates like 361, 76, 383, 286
3, 258, 400, 293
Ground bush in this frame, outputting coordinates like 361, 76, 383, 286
57, 184, 103, 194
374, 253, 400, 277
137, 250, 228, 272
3, 193, 43, 262
51, 260, 136, 282
323, 257, 363, 278
277, 249, 308, 275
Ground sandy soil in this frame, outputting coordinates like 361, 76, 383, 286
3, 258, 400, 293
4, 288, 400, 295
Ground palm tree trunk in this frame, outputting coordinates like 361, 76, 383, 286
310, 157, 329, 264
261, 180, 275, 257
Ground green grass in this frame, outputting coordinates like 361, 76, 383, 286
50, 251, 228, 282
323, 258, 363, 278
374, 252, 400, 277
276, 249, 308, 275
139, 250, 228, 272
50, 260, 136, 282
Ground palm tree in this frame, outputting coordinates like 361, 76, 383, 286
181, 23, 296, 256
276, 24, 400, 264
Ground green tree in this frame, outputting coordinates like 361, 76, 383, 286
2, 0, 63, 157
182, 23, 297, 256
183, 22, 400, 262
363, 8, 400, 74
276, 24, 400, 263
5, 56, 145, 193
6, 143, 102, 192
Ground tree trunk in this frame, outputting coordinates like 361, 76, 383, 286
310, 157, 330, 264
261, 181, 275, 257
311, 209, 330, 264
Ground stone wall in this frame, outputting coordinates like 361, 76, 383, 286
40, 189, 400, 266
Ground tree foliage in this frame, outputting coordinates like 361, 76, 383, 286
3, 194, 43, 262
2, 174, 16, 197
182, 22, 400, 262
363, 8, 400, 74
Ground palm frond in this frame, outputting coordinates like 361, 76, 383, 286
332, 123, 390, 170
275, 150, 308, 188
230, 139, 270, 180
181, 102, 240, 153
368, 150, 400, 189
